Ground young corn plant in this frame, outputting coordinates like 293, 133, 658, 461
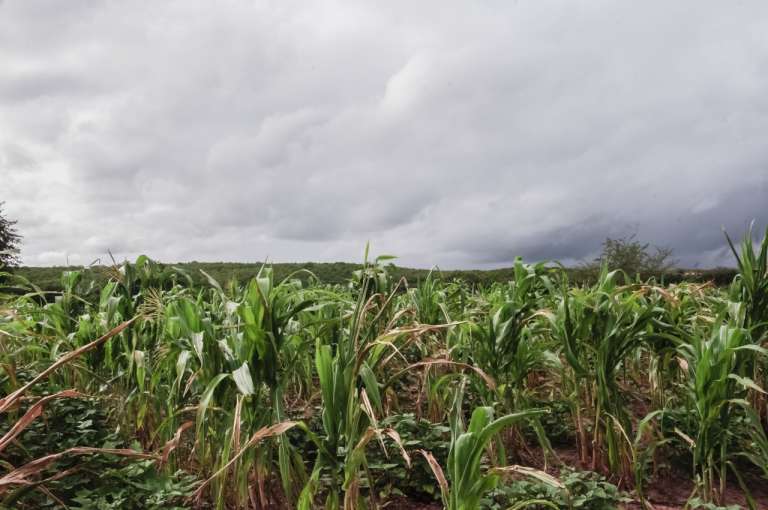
676, 303, 768, 506
154, 266, 318, 508
549, 267, 663, 481
742, 406, 768, 482
465, 301, 559, 465
725, 223, 768, 425
644, 282, 716, 411
410, 269, 448, 327
420, 381, 547, 510
467, 261, 557, 401
725, 223, 768, 341
299, 264, 427, 509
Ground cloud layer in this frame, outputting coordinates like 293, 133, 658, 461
2, 0, 767, 268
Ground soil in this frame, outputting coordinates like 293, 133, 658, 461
384, 497, 442, 510
555, 443, 768, 510
387, 444, 768, 509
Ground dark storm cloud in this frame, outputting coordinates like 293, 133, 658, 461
1, 0, 767, 268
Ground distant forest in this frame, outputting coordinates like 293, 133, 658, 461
10, 260, 738, 293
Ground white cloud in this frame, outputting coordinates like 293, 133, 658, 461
1, 0, 767, 268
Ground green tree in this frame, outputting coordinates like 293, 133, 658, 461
586, 234, 675, 279
0, 201, 22, 270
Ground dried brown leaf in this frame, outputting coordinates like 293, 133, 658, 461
193, 421, 297, 499
158, 421, 194, 468
398, 359, 497, 390
418, 449, 448, 503
493, 464, 565, 489
383, 428, 410, 468
0, 447, 155, 492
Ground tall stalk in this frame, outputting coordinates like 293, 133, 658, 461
676, 304, 767, 505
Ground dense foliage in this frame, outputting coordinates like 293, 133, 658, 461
12, 262, 738, 295
579, 235, 676, 282
0, 202, 22, 270
1, 229, 766, 509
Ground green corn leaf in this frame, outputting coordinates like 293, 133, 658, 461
195, 373, 230, 444
359, 362, 382, 415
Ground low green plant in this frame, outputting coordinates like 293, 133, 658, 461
369, 413, 451, 502
486, 468, 629, 510
0, 395, 198, 509
686, 499, 741, 510
68, 460, 197, 510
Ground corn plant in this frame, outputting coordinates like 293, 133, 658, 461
299, 260, 426, 509
167, 267, 318, 508
644, 283, 716, 411
742, 407, 768, 481
725, 224, 768, 425
676, 303, 768, 505
464, 282, 559, 465
549, 267, 664, 480
726, 224, 768, 340
410, 269, 448, 326
420, 381, 546, 510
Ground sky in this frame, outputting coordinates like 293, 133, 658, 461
1, 0, 767, 269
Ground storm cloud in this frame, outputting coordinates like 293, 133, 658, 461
1, 0, 767, 268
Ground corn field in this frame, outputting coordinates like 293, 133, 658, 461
1, 229, 767, 510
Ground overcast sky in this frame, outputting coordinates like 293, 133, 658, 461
2, 1, 767, 268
